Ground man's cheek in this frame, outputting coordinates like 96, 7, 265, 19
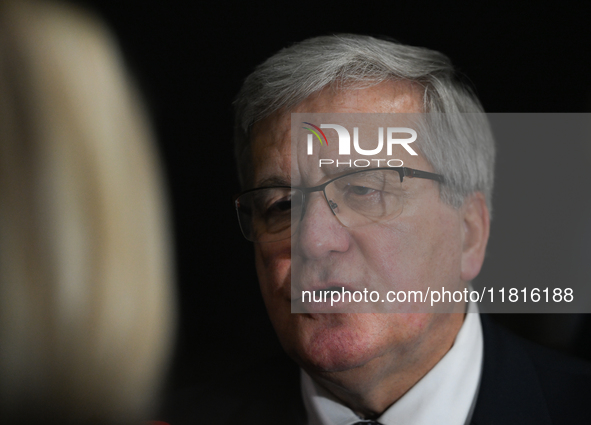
255, 243, 291, 293
413, 215, 463, 288
378, 217, 457, 291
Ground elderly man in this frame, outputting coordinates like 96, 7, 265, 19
164, 34, 590, 425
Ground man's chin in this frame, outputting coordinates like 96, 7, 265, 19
290, 314, 381, 373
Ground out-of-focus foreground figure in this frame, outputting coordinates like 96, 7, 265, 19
0, 1, 176, 424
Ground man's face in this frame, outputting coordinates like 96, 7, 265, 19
249, 81, 487, 391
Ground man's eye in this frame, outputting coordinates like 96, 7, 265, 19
265, 198, 291, 214
349, 185, 376, 196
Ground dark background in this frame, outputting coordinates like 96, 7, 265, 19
70, 0, 591, 391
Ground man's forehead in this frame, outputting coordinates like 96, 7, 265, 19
249, 80, 425, 187
292, 80, 424, 114
250, 112, 292, 187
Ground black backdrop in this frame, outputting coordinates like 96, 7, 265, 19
71, 0, 591, 390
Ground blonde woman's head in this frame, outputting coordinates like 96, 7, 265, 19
0, 1, 176, 423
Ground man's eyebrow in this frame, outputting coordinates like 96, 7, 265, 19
323, 164, 381, 178
255, 176, 291, 188
324, 165, 356, 177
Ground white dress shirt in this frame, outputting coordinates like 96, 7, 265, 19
301, 303, 483, 425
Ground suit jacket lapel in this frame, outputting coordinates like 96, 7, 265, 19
470, 315, 552, 425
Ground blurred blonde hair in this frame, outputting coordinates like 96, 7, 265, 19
0, 1, 176, 423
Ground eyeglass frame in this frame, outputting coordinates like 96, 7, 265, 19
234, 166, 445, 241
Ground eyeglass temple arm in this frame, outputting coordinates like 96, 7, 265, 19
403, 167, 445, 183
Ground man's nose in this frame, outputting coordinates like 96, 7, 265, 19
294, 192, 350, 259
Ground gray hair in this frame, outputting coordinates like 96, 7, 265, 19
234, 34, 496, 214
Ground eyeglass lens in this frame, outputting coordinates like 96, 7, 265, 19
236, 169, 404, 242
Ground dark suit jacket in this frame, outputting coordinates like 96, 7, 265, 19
161, 315, 591, 424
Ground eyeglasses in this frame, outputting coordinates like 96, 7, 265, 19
235, 167, 444, 243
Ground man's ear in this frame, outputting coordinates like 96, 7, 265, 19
460, 192, 490, 282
